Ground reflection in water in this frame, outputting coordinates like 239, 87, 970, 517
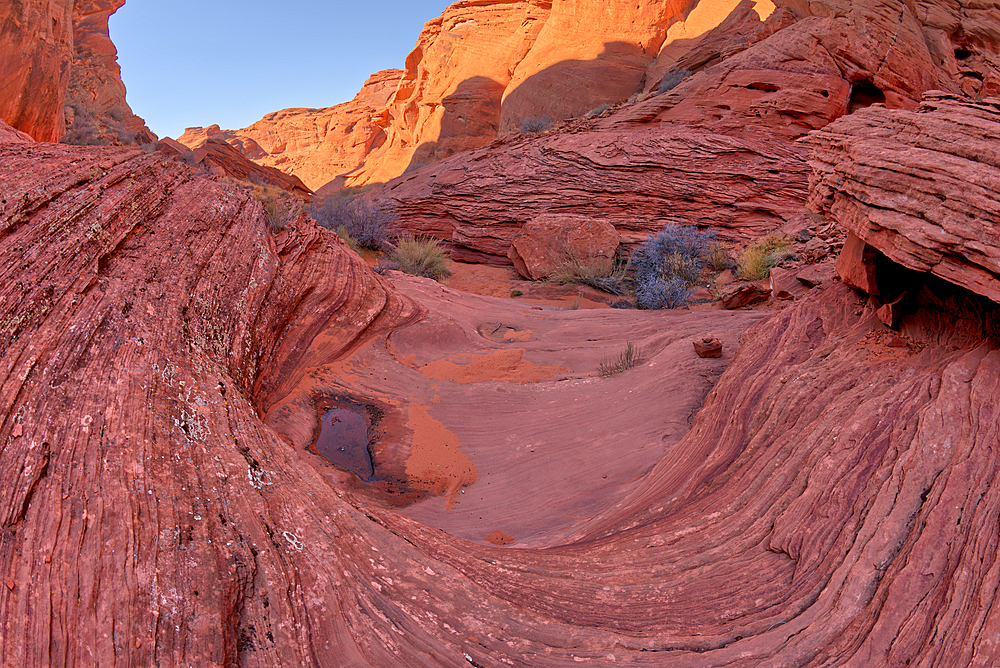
313, 403, 373, 480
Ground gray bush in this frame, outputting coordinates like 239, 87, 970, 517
658, 69, 692, 94
310, 195, 399, 250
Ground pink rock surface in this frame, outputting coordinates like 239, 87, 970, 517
3, 130, 1000, 668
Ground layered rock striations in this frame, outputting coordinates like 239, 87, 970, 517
3, 136, 1000, 665
378, 120, 811, 263
370, 0, 1000, 261
805, 93, 1000, 303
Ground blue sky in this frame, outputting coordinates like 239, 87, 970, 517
111, 1, 452, 140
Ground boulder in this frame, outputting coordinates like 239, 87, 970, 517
507, 215, 620, 280
796, 263, 835, 288
693, 337, 724, 358
720, 280, 772, 308
835, 231, 880, 295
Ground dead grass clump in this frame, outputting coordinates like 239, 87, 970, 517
598, 341, 643, 377
390, 236, 451, 280
736, 234, 793, 281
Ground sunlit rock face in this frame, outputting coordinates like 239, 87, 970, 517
0, 0, 152, 144
64, 0, 156, 145
0, 0, 75, 142
178, 69, 404, 192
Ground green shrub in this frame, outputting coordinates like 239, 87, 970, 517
510, 289, 523, 297
390, 236, 451, 280
736, 234, 793, 281
598, 342, 642, 377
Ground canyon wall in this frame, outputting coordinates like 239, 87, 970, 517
178, 70, 403, 191
0, 0, 153, 143
63, 0, 155, 144
0, 0, 75, 142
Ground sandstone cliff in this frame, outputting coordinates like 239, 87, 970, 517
370, 0, 1000, 262
0, 0, 153, 143
0, 0, 75, 142
178, 70, 403, 191
63, 0, 155, 145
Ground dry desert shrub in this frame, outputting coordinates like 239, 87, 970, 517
736, 234, 794, 281
389, 236, 451, 280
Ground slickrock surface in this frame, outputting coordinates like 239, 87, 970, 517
0, 0, 75, 142
377, 122, 810, 262
64, 0, 155, 145
178, 70, 403, 191
805, 93, 1000, 303
4, 138, 1000, 666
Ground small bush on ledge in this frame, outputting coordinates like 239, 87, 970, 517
519, 116, 553, 133
736, 234, 793, 281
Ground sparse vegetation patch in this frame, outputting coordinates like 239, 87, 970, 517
630, 224, 715, 309
598, 341, 643, 377
736, 234, 793, 281
390, 236, 451, 280
310, 194, 399, 250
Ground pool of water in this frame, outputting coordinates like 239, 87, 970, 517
312, 402, 373, 480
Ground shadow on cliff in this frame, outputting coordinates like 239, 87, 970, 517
499, 41, 649, 134
401, 75, 506, 175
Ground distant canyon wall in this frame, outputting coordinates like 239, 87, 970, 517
0, 0, 154, 143
189, 0, 1000, 195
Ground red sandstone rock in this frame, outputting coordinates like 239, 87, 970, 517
0, 0, 152, 143
4, 135, 1000, 667
64, 0, 155, 145
693, 336, 724, 357
187, 136, 312, 196
507, 214, 620, 280
379, 123, 810, 263
0, 119, 35, 144
0, 0, 74, 141
179, 70, 403, 191
795, 262, 834, 287
878, 292, 908, 328
835, 231, 881, 295
806, 93, 1000, 304
720, 280, 772, 308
